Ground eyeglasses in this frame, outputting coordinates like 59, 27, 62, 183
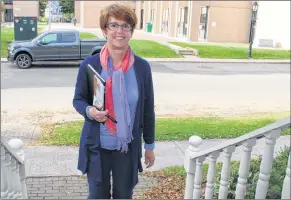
106, 23, 132, 32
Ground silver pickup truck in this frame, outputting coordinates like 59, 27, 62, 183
7, 29, 107, 69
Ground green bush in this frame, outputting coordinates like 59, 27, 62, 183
213, 146, 290, 199
39, 17, 48, 22
267, 146, 290, 199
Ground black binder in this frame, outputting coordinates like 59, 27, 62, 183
86, 64, 117, 123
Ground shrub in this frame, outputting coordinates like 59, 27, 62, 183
213, 146, 290, 199
39, 17, 48, 22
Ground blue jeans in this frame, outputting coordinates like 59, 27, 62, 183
87, 148, 134, 199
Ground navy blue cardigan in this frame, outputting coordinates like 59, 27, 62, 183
72, 54, 155, 186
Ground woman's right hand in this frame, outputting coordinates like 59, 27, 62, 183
88, 107, 108, 122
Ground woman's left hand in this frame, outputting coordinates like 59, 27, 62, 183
144, 150, 155, 168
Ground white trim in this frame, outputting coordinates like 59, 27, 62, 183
148, 1, 151, 22
154, 0, 158, 33
205, 6, 210, 42
80, 1, 84, 27
159, 1, 163, 34
187, 1, 193, 40
169, 1, 172, 36
174, 1, 179, 37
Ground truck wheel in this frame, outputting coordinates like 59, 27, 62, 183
15, 53, 32, 69
92, 51, 100, 55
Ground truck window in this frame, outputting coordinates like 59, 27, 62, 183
41, 33, 58, 44
61, 32, 77, 43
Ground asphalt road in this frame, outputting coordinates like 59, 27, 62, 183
1, 62, 290, 89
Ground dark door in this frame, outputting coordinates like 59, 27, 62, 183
59, 32, 80, 60
140, 9, 144, 29
4, 9, 13, 22
34, 33, 61, 61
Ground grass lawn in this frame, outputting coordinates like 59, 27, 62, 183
130, 40, 182, 58
170, 42, 291, 60
79, 32, 97, 39
36, 112, 290, 146
1, 28, 14, 58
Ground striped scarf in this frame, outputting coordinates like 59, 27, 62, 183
100, 44, 135, 152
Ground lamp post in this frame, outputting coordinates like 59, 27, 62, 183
48, 1, 52, 30
247, 1, 258, 59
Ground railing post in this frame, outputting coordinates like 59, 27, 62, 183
218, 145, 235, 199
10, 158, 22, 199
235, 138, 256, 199
184, 136, 202, 199
8, 139, 27, 199
255, 130, 281, 199
5, 153, 14, 199
193, 156, 206, 198
1, 146, 9, 199
205, 151, 220, 199
281, 151, 290, 199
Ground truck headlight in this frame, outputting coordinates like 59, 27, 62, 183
9, 46, 20, 52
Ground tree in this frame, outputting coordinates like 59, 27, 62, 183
58, 0, 74, 15
1, 1, 5, 12
39, 1, 48, 17
0, 1, 5, 22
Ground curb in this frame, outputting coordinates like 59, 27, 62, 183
145, 58, 291, 64
1, 57, 290, 64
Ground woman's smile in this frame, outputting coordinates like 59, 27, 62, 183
114, 36, 126, 40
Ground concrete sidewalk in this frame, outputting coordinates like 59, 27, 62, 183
23, 135, 290, 177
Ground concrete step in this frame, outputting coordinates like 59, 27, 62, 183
158, 41, 199, 56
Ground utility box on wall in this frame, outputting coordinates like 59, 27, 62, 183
14, 17, 38, 41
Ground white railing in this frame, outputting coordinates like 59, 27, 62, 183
1, 139, 27, 199
184, 117, 290, 199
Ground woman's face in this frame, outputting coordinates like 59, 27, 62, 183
103, 16, 133, 50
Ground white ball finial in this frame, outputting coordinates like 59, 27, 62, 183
189, 136, 202, 147
8, 139, 24, 150
8, 139, 25, 161
188, 136, 202, 152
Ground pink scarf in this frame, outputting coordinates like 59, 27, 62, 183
100, 43, 135, 152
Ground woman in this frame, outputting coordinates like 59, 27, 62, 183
73, 3, 156, 199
